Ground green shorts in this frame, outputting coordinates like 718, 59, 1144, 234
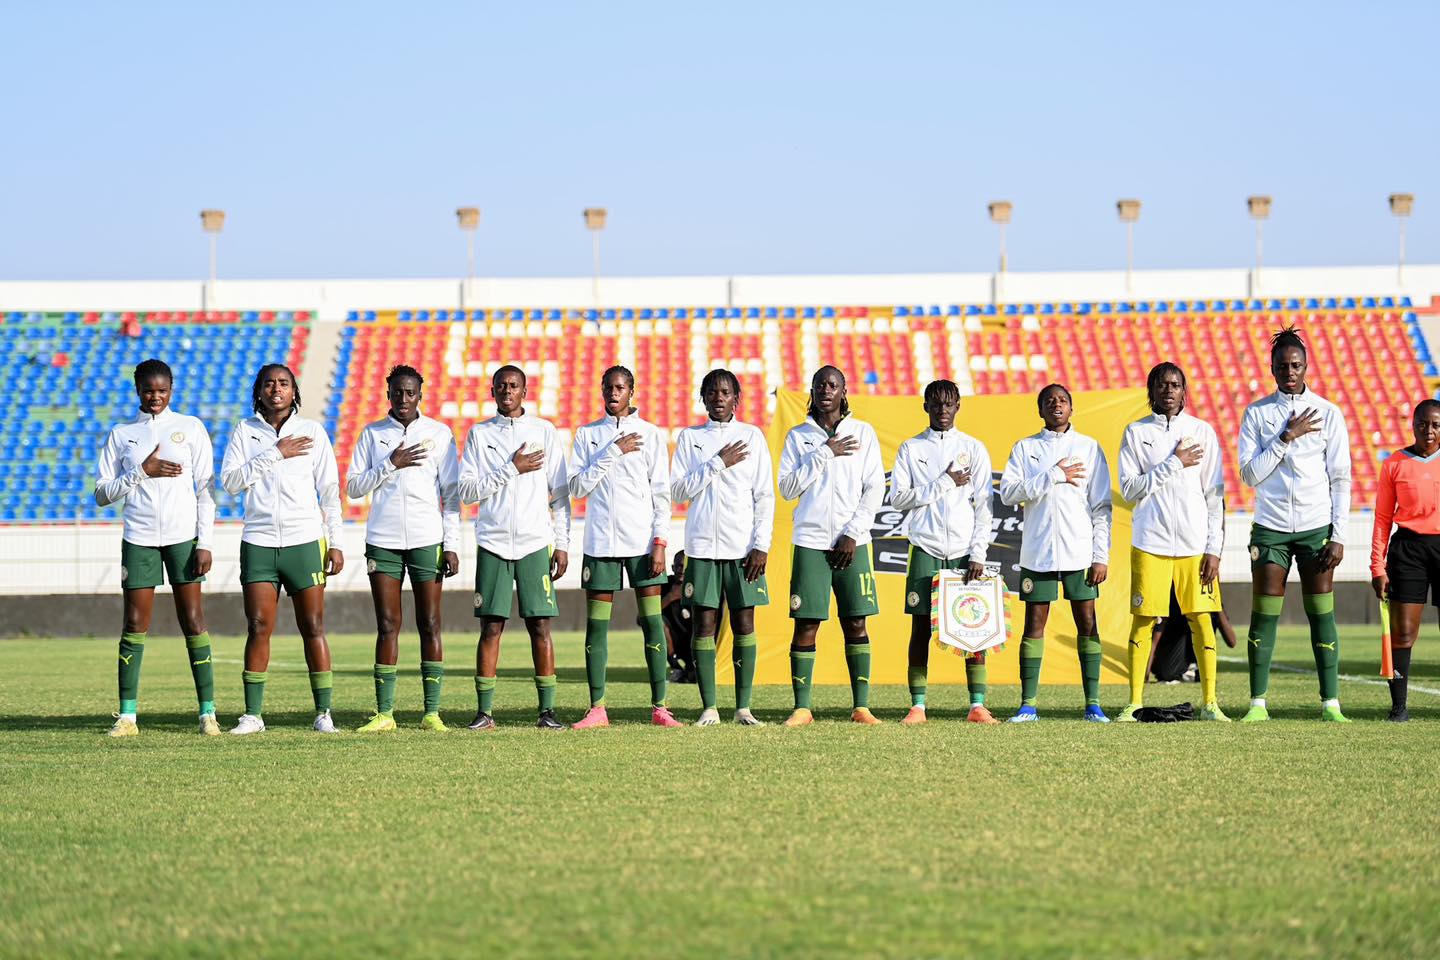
581, 554, 667, 592
683, 556, 770, 610
121, 539, 204, 590
366, 542, 444, 584
474, 545, 558, 620
1019, 567, 1099, 603
240, 539, 327, 595
788, 544, 880, 621
1249, 523, 1332, 573
904, 547, 969, 615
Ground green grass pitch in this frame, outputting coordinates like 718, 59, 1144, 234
2, 626, 1438, 958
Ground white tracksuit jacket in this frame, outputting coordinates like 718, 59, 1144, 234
1238, 388, 1352, 542
999, 427, 1112, 572
1118, 411, 1224, 558
670, 418, 775, 561
778, 415, 885, 550
890, 427, 993, 563
220, 412, 343, 548
94, 408, 215, 549
568, 410, 669, 559
458, 413, 570, 560
345, 412, 461, 552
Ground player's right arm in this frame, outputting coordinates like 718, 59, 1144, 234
220, 424, 282, 495
94, 427, 144, 507
998, 439, 1060, 506
1117, 423, 1185, 504
669, 429, 722, 504
777, 427, 832, 501
457, 426, 517, 504
345, 425, 390, 500
1238, 402, 1286, 488
567, 424, 622, 500
889, 439, 951, 511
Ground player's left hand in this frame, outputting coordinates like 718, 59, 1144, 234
442, 551, 460, 578
648, 543, 666, 578
744, 548, 768, 582
964, 561, 985, 583
193, 548, 213, 577
551, 550, 569, 580
1086, 562, 1108, 587
1318, 541, 1344, 571
828, 536, 857, 569
1200, 553, 1220, 586
325, 548, 344, 576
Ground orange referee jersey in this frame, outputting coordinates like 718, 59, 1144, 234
1370, 448, 1440, 577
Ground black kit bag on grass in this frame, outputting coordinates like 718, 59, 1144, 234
1135, 703, 1195, 722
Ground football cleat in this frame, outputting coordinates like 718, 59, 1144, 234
229, 714, 266, 736
1320, 704, 1352, 723
850, 707, 882, 725
107, 714, 138, 738
419, 712, 448, 732
466, 712, 497, 732
782, 708, 814, 727
535, 709, 567, 730
1198, 703, 1231, 722
900, 705, 927, 725
356, 712, 397, 733
693, 707, 721, 727
313, 710, 338, 734
1240, 704, 1270, 723
198, 713, 221, 736
966, 704, 999, 725
1008, 705, 1039, 724
1115, 704, 1142, 723
1387, 706, 1410, 723
651, 706, 683, 728
1084, 705, 1111, 723
733, 708, 764, 726
571, 705, 610, 730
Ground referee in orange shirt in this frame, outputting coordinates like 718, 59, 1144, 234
1370, 398, 1440, 723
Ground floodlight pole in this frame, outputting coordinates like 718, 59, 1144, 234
1390, 193, 1414, 286
1247, 195, 1271, 296
199, 209, 225, 310
457, 207, 480, 307
584, 207, 607, 309
988, 201, 1012, 304
1117, 199, 1141, 294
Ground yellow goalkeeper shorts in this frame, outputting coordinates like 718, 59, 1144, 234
1128, 548, 1222, 618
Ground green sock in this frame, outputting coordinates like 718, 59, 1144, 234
421, 660, 443, 714
584, 598, 611, 706
791, 648, 816, 710
308, 671, 333, 713
693, 634, 718, 710
185, 632, 214, 715
908, 665, 927, 707
1248, 594, 1283, 698
638, 594, 668, 708
845, 641, 872, 709
475, 674, 496, 715
1078, 635, 1102, 706
966, 656, 987, 706
242, 670, 267, 716
373, 663, 398, 715
534, 673, 557, 713
117, 631, 145, 715
1020, 635, 1043, 706
1303, 592, 1340, 700
733, 632, 757, 710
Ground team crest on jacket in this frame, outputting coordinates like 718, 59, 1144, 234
1021, 577, 1034, 594
906, 590, 920, 609
170, 432, 185, 443
789, 594, 802, 611
473, 592, 483, 608
683, 581, 694, 598
420, 438, 435, 450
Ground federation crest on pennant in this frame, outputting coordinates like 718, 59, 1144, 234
933, 571, 1007, 654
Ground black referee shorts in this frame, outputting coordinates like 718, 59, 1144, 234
1386, 528, 1440, 606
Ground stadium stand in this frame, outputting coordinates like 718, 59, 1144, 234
0, 310, 309, 522
330, 298, 1434, 518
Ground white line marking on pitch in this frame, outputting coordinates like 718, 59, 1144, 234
1218, 655, 1440, 697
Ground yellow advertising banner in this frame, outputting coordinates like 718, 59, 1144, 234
721, 387, 1150, 686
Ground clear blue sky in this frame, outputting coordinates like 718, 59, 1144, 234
2, 0, 1435, 281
